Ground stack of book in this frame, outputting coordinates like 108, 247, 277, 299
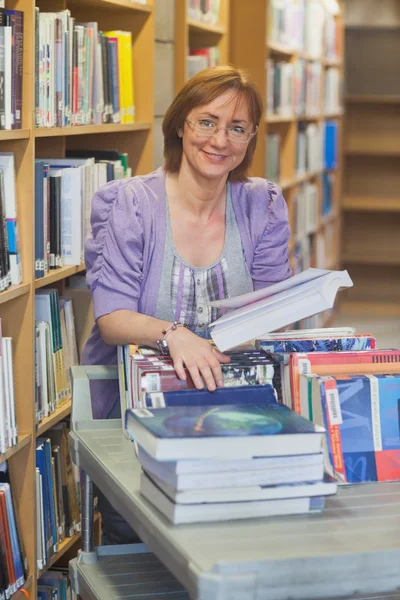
0, 9, 24, 131
126, 402, 336, 525
38, 567, 77, 600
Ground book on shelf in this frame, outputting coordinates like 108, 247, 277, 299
0, 9, 23, 131
257, 333, 376, 353
38, 567, 78, 600
0, 153, 22, 287
36, 425, 81, 570
125, 402, 325, 461
35, 9, 135, 128
187, 47, 220, 79
35, 290, 79, 424
324, 120, 338, 169
139, 470, 328, 525
187, 0, 221, 24
207, 268, 353, 352
0, 468, 27, 598
266, 132, 280, 182
0, 328, 17, 456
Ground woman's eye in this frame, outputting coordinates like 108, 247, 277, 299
199, 120, 214, 128
231, 126, 245, 134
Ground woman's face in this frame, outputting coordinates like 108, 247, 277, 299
180, 90, 253, 182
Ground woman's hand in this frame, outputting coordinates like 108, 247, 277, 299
167, 327, 230, 391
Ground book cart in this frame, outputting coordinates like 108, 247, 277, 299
68, 365, 400, 600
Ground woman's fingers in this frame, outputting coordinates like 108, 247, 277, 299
186, 363, 204, 390
213, 348, 231, 363
173, 358, 186, 381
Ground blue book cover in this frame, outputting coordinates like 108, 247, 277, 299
258, 337, 375, 353
127, 403, 322, 440
319, 374, 400, 483
144, 384, 277, 409
324, 121, 338, 170
36, 442, 51, 564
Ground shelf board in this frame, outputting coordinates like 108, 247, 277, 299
35, 122, 151, 138
346, 95, 400, 104
36, 400, 72, 438
0, 129, 30, 141
267, 41, 296, 58
345, 148, 400, 157
0, 433, 32, 466
68, 0, 152, 11
35, 264, 86, 289
188, 19, 225, 35
278, 169, 323, 190
324, 59, 342, 67
343, 196, 400, 212
38, 513, 100, 578
324, 110, 344, 118
339, 301, 400, 317
298, 51, 321, 62
0, 283, 30, 305
342, 255, 400, 266
266, 114, 296, 124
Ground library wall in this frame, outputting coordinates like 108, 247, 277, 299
154, 0, 175, 167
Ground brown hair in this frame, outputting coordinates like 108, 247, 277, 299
162, 65, 263, 182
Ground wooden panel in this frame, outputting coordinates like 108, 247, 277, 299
345, 103, 400, 154
345, 29, 400, 96
343, 195, 400, 213
230, 0, 266, 177
344, 155, 400, 197
175, 0, 188, 93
342, 212, 400, 265
344, 0, 400, 28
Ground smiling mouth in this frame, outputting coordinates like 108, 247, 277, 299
203, 150, 228, 159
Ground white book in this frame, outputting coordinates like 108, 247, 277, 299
36, 469, 45, 569
0, 153, 22, 285
137, 445, 324, 490
4, 26, 12, 130
146, 471, 337, 504
140, 471, 325, 525
3, 338, 17, 446
37, 321, 50, 418
208, 268, 353, 351
50, 167, 82, 266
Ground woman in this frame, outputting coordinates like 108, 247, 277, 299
82, 65, 291, 543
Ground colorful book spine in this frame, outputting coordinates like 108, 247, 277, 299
258, 336, 376, 353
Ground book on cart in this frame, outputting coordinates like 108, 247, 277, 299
208, 268, 353, 351
125, 402, 325, 461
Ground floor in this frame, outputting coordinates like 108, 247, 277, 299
332, 310, 400, 350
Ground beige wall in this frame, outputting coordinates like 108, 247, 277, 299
344, 0, 400, 26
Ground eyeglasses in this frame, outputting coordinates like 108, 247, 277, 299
186, 119, 258, 143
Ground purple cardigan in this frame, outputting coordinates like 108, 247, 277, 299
81, 166, 291, 419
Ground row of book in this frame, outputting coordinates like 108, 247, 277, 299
35, 9, 135, 128
35, 290, 79, 426
187, 0, 221, 25
291, 218, 337, 275
268, 0, 341, 60
36, 424, 81, 570
0, 326, 16, 456
187, 47, 220, 79
38, 567, 77, 600
267, 59, 341, 118
267, 120, 338, 182
34, 149, 131, 278
0, 463, 27, 599
0, 9, 23, 130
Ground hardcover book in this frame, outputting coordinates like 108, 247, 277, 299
125, 403, 325, 461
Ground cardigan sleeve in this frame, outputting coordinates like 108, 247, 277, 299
85, 179, 144, 320
251, 181, 292, 290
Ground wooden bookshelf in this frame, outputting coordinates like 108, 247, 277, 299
342, 1, 400, 312
0, 1, 154, 598
230, 0, 344, 295
175, 0, 230, 93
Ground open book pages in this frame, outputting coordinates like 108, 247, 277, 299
208, 269, 353, 351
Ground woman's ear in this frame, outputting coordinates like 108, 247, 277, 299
177, 128, 183, 138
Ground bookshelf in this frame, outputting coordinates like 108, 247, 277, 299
0, 0, 154, 598
341, 1, 400, 315
175, 0, 230, 93
230, 0, 344, 326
